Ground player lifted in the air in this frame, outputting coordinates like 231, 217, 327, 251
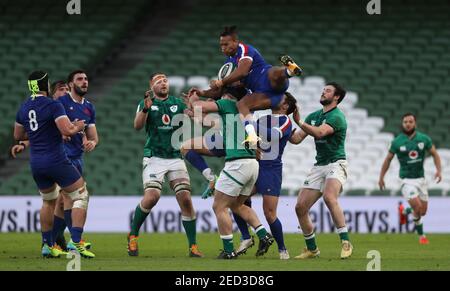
197, 26, 302, 147
378, 113, 442, 244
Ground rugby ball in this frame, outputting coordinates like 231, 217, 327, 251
218, 62, 235, 80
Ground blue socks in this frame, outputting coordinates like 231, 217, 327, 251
269, 218, 286, 251
233, 199, 252, 240
64, 209, 72, 232
70, 227, 83, 243
52, 215, 66, 244
185, 150, 208, 173
42, 231, 53, 247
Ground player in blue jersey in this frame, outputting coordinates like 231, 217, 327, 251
14, 71, 95, 258
54, 70, 97, 252
203, 26, 302, 147
184, 87, 298, 259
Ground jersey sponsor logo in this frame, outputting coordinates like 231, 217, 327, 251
311, 120, 316, 126
322, 119, 326, 124
409, 150, 419, 159
400, 146, 407, 152
170, 105, 178, 113
418, 142, 424, 150
162, 114, 171, 125
151, 105, 159, 111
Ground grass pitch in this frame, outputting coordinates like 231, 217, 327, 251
1, 233, 449, 271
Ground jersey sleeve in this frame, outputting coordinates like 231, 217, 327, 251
238, 43, 256, 63
88, 104, 96, 127
304, 113, 313, 125
136, 99, 145, 113
215, 99, 229, 114
425, 134, 433, 151
325, 113, 345, 132
389, 139, 398, 155
51, 101, 67, 121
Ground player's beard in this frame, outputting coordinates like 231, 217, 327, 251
402, 127, 416, 136
320, 97, 332, 106
74, 85, 88, 97
155, 89, 168, 98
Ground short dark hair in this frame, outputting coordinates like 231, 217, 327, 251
284, 92, 297, 115
224, 85, 247, 101
150, 72, 166, 81
67, 69, 87, 83
220, 26, 238, 38
402, 112, 416, 121
326, 82, 346, 104
50, 80, 66, 96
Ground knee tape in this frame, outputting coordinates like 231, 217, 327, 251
174, 182, 191, 195
67, 183, 89, 209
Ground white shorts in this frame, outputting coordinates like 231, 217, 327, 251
216, 159, 259, 197
401, 178, 428, 202
302, 160, 348, 193
142, 157, 190, 187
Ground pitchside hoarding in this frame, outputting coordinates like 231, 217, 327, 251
0, 196, 449, 233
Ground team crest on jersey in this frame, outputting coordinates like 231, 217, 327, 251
170, 105, 178, 113
400, 146, 407, 152
162, 114, 171, 125
418, 142, 424, 150
409, 150, 419, 159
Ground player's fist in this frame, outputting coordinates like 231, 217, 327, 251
73, 119, 86, 131
83, 140, 97, 152
292, 105, 301, 125
144, 97, 153, 110
10, 144, 25, 158
378, 179, 385, 190
435, 171, 442, 183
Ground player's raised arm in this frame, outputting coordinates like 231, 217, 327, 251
378, 152, 395, 190
429, 145, 442, 183
134, 96, 152, 130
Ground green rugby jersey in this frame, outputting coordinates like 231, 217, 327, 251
304, 107, 347, 166
137, 95, 186, 159
389, 131, 432, 179
215, 99, 255, 161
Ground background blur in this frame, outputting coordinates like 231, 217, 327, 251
0, 0, 449, 198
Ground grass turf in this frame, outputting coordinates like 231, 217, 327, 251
0, 233, 449, 271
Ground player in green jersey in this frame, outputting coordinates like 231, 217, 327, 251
378, 113, 442, 244
127, 73, 203, 258
289, 82, 352, 259
188, 91, 274, 259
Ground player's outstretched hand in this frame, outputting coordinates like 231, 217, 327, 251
10, 144, 25, 158
435, 171, 442, 183
378, 179, 385, 190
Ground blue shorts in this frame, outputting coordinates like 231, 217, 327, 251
253, 68, 289, 108
255, 164, 282, 196
32, 160, 82, 190
69, 157, 84, 175
204, 132, 226, 157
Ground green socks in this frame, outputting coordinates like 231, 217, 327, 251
130, 204, 150, 236
182, 216, 197, 247
220, 234, 234, 253
304, 231, 318, 251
